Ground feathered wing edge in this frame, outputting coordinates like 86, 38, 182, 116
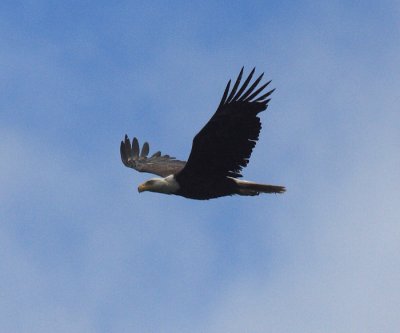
218, 67, 275, 111
215, 67, 276, 178
120, 135, 186, 177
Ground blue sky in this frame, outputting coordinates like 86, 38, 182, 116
1, 1, 399, 332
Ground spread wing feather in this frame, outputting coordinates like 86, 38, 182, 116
176, 68, 274, 182
120, 135, 186, 177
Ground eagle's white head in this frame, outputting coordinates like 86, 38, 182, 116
138, 175, 179, 195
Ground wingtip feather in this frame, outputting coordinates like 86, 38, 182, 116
141, 142, 150, 158
227, 67, 244, 103
132, 137, 139, 158
218, 79, 231, 108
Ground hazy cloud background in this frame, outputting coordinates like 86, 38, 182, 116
1, 1, 399, 332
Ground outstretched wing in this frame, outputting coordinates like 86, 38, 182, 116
176, 67, 274, 181
120, 135, 186, 177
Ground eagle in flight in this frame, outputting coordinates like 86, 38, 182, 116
120, 68, 285, 200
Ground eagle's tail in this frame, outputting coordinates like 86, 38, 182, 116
233, 179, 286, 196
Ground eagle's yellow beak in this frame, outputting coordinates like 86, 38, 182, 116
138, 183, 148, 193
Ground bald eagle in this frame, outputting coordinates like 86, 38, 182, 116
120, 68, 285, 200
